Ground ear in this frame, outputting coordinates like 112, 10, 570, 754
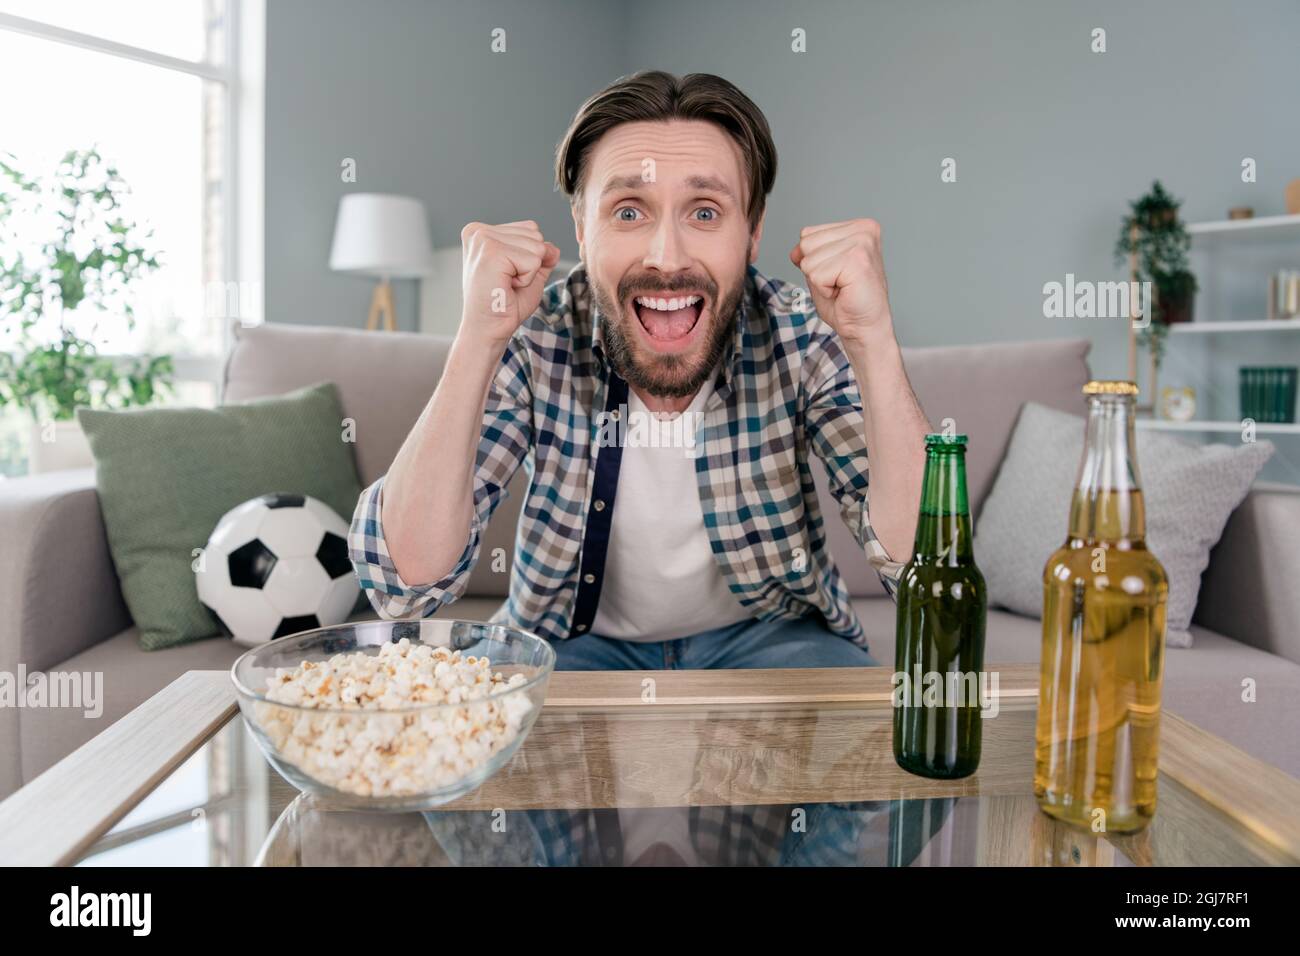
571, 202, 586, 262
749, 208, 766, 264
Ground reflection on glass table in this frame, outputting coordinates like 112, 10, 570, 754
74, 692, 1297, 867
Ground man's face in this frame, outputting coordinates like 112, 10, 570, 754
574, 119, 763, 399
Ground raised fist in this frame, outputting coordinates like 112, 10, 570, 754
459, 220, 561, 348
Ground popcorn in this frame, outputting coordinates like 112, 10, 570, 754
251, 638, 532, 799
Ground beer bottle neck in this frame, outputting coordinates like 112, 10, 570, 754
1069, 395, 1147, 542
912, 446, 973, 563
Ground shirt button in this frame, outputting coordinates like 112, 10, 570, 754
583, 573, 596, 584
576, 623, 588, 632
593, 499, 605, 511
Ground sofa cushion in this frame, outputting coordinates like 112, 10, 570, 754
973, 402, 1273, 646
853, 596, 1300, 777
0, 468, 132, 675
1194, 484, 1300, 666
224, 323, 449, 488
822, 337, 1092, 597
78, 382, 364, 651
853, 597, 1042, 667
223, 322, 521, 599
226, 328, 1093, 604
1158, 626, 1300, 778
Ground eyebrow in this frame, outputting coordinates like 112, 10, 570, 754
600, 173, 737, 202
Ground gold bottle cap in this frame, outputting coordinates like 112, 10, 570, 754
1083, 380, 1139, 396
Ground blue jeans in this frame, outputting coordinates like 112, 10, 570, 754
425, 614, 892, 864
551, 614, 880, 670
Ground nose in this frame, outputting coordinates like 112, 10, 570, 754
642, 217, 692, 275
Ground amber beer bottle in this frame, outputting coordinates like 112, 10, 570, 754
893, 434, 987, 779
1035, 381, 1168, 832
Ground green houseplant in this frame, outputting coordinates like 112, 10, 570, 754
0, 148, 173, 472
1114, 180, 1200, 369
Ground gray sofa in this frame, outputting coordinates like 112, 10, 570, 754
3, 322, 1298, 801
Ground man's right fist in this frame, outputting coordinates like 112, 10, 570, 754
459, 220, 561, 348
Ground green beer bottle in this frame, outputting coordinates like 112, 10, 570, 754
893, 434, 987, 779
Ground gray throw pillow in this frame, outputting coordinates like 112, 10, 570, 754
973, 402, 1273, 647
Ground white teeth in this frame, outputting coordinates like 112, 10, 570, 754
635, 295, 702, 311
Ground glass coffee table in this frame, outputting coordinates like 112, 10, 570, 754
2, 665, 1297, 866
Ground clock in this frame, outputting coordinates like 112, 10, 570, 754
1160, 386, 1196, 422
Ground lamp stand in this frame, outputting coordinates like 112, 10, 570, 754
365, 278, 397, 332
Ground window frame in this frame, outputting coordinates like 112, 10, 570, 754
0, 1, 265, 390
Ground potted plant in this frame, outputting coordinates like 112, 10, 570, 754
0, 148, 172, 473
1155, 268, 1197, 326
1114, 180, 1200, 369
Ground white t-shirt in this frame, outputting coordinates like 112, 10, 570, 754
590, 369, 753, 643
618, 807, 700, 865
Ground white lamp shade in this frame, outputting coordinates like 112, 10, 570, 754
329, 193, 435, 279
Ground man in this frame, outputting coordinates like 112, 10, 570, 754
349, 70, 932, 670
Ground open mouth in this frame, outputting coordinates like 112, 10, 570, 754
631, 293, 706, 346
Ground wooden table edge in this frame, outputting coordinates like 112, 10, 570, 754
0, 671, 238, 866
2, 663, 1295, 866
1156, 710, 1300, 859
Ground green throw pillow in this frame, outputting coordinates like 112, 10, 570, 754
78, 382, 363, 651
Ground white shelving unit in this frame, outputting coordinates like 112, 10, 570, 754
1138, 419, 1300, 435
1169, 317, 1300, 334
1141, 213, 1299, 443
1186, 212, 1300, 238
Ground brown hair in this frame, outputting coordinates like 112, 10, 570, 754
555, 70, 777, 234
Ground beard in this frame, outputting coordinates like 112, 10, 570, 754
589, 261, 747, 400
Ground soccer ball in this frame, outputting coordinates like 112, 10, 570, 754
197, 492, 359, 646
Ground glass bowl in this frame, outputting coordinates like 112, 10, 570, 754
231, 619, 555, 811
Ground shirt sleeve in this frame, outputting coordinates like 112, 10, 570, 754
801, 319, 907, 602
347, 333, 534, 619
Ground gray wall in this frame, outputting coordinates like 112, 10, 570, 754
266, 0, 1300, 478
265, 0, 626, 332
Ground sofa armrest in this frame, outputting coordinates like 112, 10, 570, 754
1194, 483, 1300, 665
0, 468, 131, 675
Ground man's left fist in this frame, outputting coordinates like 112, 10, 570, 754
789, 218, 892, 343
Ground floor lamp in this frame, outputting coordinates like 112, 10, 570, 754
329, 193, 434, 331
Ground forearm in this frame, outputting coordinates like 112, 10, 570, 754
381, 331, 503, 584
843, 323, 931, 562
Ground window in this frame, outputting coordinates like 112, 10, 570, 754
0, 1, 263, 475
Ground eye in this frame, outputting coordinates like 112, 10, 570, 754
693, 207, 718, 222
615, 206, 643, 222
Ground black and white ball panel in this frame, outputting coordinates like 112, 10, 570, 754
197, 492, 359, 647
228, 540, 277, 589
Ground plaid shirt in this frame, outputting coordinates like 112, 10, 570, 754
420, 801, 900, 866
348, 262, 903, 648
